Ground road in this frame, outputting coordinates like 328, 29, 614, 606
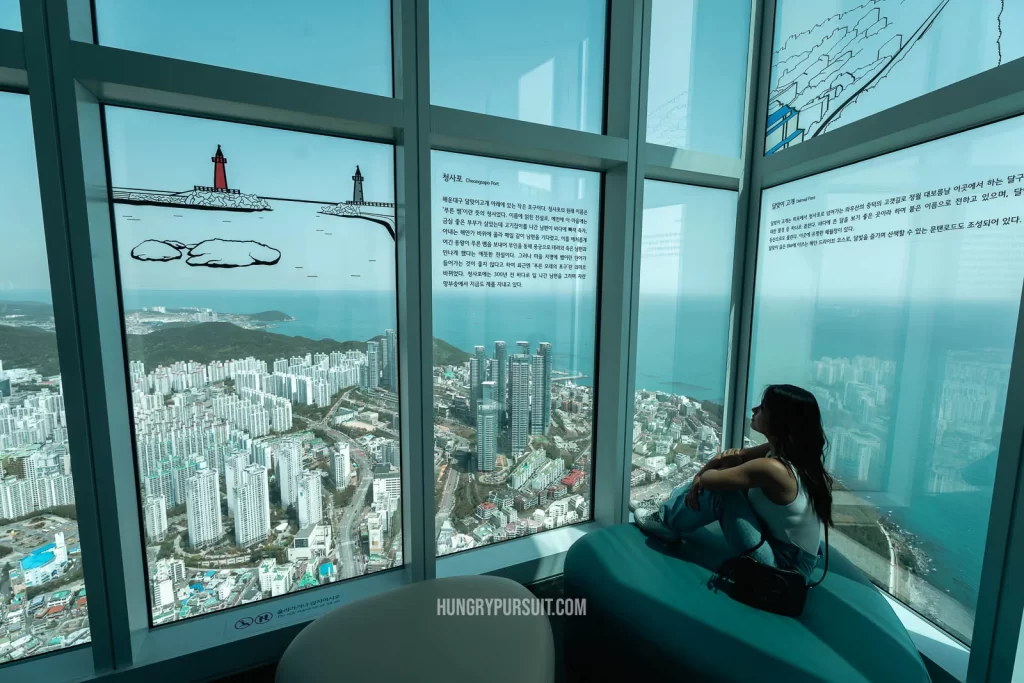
334, 431, 371, 579
434, 466, 459, 541
294, 390, 372, 579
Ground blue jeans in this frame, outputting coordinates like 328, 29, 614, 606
659, 482, 820, 580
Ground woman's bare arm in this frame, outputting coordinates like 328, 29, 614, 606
698, 442, 770, 475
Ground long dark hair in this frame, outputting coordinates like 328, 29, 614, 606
760, 384, 833, 528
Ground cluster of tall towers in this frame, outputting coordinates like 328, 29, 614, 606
471, 341, 552, 472
364, 329, 399, 393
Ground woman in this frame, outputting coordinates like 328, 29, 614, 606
632, 384, 833, 580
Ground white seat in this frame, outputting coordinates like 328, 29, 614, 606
276, 575, 555, 683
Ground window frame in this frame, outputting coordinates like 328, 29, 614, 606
5, 0, 1024, 681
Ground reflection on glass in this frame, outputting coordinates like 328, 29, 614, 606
0, 93, 91, 662
646, 0, 751, 156
94, 0, 392, 95
104, 108, 401, 625
768, 0, 1024, 155
0, 0, 20, 31
430, 151, 600, 556
749, 113, 1024, 643
429, 0, 606, 133
630, 181, 737, 501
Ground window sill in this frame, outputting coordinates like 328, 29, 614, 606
115, 568, 409, 681
438, 520, 600, 585
0, 644, 94, 683
883, 593, 969, 683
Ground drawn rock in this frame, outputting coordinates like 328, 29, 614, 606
131, 239, 184, 262
185, 239, 281, 268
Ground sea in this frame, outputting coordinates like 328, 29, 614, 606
4, 286, 1018, 616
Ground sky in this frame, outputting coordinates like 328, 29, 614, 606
105, 107, 397, 292
430, 0, 606, 133
0, 1, 19, 31
646, 0, 750, 157
0, 93, 52, 293
639, 180, 737, 297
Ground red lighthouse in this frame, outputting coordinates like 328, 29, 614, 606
212, 145, 228, 191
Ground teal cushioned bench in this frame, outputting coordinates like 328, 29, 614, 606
563, 524, 930, 683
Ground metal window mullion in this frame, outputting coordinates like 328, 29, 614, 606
393, 0, 435, 582
25, 0, 146, 670
590, 0, 645, 528
17, 0, 118, 673
723, 0, 772, 451
968, 277, 1024, 681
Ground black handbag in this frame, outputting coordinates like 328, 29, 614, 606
707, 527, 829, 617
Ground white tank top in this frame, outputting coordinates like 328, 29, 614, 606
747, 455, 822, 556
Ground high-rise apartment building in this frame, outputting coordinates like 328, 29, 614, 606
142, 494, 168, 543
493, 341, 507, 427
531, 342, 552, 436
276, 441, 302, 508
331, 443, 351, 490
476, 400, 499, 472
297, 472, 323, 528
234, 464, 270, 548
386, 328, 399, 392
509, 354, 532, 457
365, 344, 380, 390
186, 464, 223, 549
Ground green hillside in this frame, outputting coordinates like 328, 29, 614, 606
0, 325, 61, 376
0, 322, 472, 376
124, 322, 367, 367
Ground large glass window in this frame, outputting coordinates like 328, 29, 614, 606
767, 0, 1024, 155
93, 0, 393, 95
630, 181, 738, 500
646, 0, 751, 156
0, 93, 91, 662
749, 114, 1024, 642
429, 0, 606, 133
430, 152, 600, 556
104, 107, 401, 625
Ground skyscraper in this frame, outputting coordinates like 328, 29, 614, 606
365, 344, 380, 390
494, 341, 507, 427
234, 464, 270, 548
378, 338, 389, 390
469, 345, 486, 414
142, 494, 168, 543
476, 400, 499, 472
186, 464, 223, 549
297, 472, 323, 528
276, 441, 302, 508
386, 329, 399, 392
509, 355, 532, 457
224, 452, 250, 517
331, 443, 351, 490
531, 342, 553, 436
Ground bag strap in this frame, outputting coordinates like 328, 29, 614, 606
807, 525, 829, 588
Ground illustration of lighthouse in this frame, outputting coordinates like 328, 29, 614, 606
212, 145, 228, 190
352, 166, 364, 204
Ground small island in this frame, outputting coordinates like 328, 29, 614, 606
245, 310, 295, 323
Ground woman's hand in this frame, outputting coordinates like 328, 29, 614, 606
685, 476, 703, 511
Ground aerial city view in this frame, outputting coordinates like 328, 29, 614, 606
432, 340, 593, 556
